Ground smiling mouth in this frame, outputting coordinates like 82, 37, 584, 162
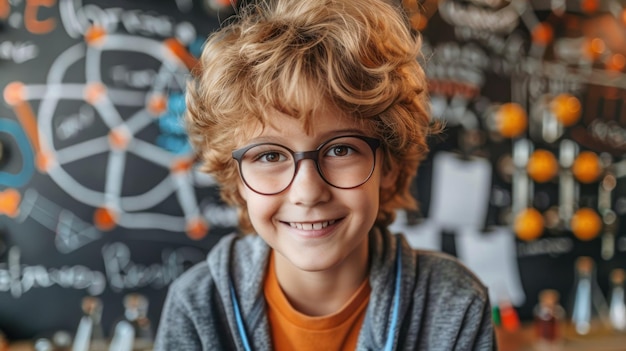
288, 220, 337, 231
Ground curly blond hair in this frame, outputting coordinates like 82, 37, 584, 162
186, 0, 431, 234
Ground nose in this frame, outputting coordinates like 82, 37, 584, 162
287, 159, 331, 206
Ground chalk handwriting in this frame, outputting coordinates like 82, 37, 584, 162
589, 119, 626, 149
0, 247, 106, 298
2, 0, 57, 34
55, 104, 96, 140
59, 0, 178, 38
0, 40, 38, 63
17, 189, 102, 253
0, 0, 58, 33
201, 202, 238, 228
110, 65, 158, 89
517, 237, 573, 257
24, 0, 57, 34
424, 42, 488, 88
0, 242, 205, 298
519, 59, 585, 99
102, 242, 204, 292
468, 0, 508, 8
438, 0, 520, 33
454, 26, 525, 60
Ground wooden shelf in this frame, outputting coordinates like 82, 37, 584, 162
497, 324, 626, 351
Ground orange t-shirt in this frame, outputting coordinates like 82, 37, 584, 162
264, 253, 371, 351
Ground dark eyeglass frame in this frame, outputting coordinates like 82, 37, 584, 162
232, 135, 381, 195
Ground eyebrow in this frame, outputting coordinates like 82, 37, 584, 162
244, 128, 370, 146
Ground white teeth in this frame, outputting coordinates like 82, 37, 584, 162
289, 220, 335, 230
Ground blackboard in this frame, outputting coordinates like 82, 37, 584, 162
0, 0, 237, 341
413, 0, 626, 325
0, 0, 625, 343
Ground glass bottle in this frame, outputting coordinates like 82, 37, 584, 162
533, 289, 565, 350
110, 293, 154, 351
568, 256, 609, 337
73, 296, 106, 351
609, 268, 626, 333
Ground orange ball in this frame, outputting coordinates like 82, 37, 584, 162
572, 151, 602, 183
514, 208, 545, 241
571, 208, 602, 241
532, 22, 553, 46
550, 93, 581, 126
581, 0, 599, 14
496, 103, 528, 138
607, 54, 626, 72
527, 149, 559, 183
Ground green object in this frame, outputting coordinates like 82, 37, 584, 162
492, 305, 501, 327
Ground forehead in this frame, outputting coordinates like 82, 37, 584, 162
234, 104, 374, 146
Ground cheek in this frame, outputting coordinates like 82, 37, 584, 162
244, 193, 279, 227
347, 183, 381, 219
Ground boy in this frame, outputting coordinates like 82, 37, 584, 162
154, 0, 495, 350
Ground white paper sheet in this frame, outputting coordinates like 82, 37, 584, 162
390, 212, 441, 251
428, 152, 492, 230
456, 226, 526, 307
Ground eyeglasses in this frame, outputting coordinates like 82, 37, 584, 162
232, 135, 381, 195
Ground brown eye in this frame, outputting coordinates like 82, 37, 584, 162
258, 152, 285, 163
326, 145, 355, 158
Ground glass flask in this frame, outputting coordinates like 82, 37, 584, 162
72, 296, 106, 351
568, 256, 609, 337
608, 268, 626, 333
533, 289, 565, 350
110, 293, 154, 351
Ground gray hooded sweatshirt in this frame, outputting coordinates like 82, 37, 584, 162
154, 227, 496, 350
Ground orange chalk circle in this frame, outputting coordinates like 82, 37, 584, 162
550, 93, 581, 127
495, 103, 528, 138
527, 149, 559, 183
571, 208, 602, 241
572, 151, 602, 184
532, 22, 553, 46
514, 208, 545, 241
84, 83, 107, 105
186, 217, 209, 240
108, 128, 130, 151
0, 188, 21, 218
171, 158, 193, 174
84, 25, 107, 47
35, 152, 54, 173
147, 94, 168, 116
3, 81, 26, 106
94, 207, 117, 231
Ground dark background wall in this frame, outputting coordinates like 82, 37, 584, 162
0, 0, 236, 340
0, 0, 625, 342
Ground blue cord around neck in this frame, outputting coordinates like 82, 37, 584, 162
230, 241, 403, 351
383, 241, 403, 351
230, 284, 253, 351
